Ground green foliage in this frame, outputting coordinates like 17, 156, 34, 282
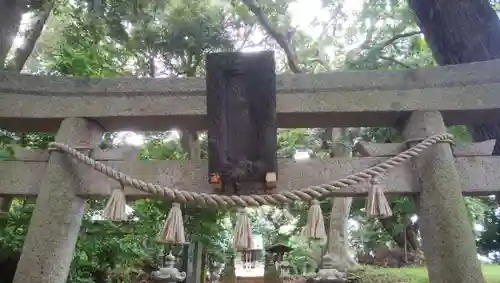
277, 129, 321, 158
44, 5, 131, 77
70, 220, 140, 283
0, 200, 33, 251
350, 216, 393, 252
464, 197, 491, 233
356, 128, 401, 143
448, 125, 473, 143
477, 200, 500, 261
0, 145, 13, 160
141, 139, 187, 160
287, 239, 324, 274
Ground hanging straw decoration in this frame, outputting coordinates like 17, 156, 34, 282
303, 200, 327, 244
232, 208, 254, 250
103, 183, 127, 221
158, 202, 186, 244
365, 175, 392, 218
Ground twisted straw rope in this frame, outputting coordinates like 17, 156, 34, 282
47, 133, 453, 208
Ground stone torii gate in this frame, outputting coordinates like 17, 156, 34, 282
1, 57, 500, 283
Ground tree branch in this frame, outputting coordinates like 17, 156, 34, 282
372, 30, 422, 53
240, 0, 303, 73
310, 58, 332, 71
379, 55, 412, 68
236, 23, 256, 51
350, 30, 422, 67
6, 0, 55, 72
0, 0, 26, 69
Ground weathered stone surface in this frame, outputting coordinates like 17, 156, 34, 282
403, 111, 485, 283
7, 139, 492, 162
354, 139, 495, 157
13, 118, 104, 283
326, 128, 357, 269
2, 59, 500, 131
5, 145, 141, 161
0, 156, 499, 198
453, 139, 496, 156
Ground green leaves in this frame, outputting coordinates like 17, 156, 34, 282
277, 129, 322, 158
0, 201, 34, 252
476, 199, 500, 259
448, 125, 473, 143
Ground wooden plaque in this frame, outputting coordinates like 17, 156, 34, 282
206, 51, 277, 195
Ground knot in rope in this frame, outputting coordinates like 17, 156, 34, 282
371, 175, 382, 184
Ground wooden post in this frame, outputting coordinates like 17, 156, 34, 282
402, 111, 485, 283
13, 118, 104, 283
206, 51, 277, 195
190, 242, 204, 283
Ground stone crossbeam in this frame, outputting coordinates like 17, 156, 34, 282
2, 59, 500, 132
0, 145, 497, 198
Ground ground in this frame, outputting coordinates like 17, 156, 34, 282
352, 265, 500, 283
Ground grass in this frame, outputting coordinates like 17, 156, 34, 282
351, 265, 500, 283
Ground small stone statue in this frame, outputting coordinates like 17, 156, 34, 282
315, 254, 345, 281
150, 254, 187, 283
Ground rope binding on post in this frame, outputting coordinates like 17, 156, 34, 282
47, 133, 454, 208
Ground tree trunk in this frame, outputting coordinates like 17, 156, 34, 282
0, 1, 54, 220
409, 0, 500, 65
6, 0, 55, 72
375, 199, 420, 253
0, 0, 28, 69
409, 0, 500, 150
408, 0, 500, 217
92, 270, 108, 283
379, 217, 420, 252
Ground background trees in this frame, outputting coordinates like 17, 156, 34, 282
0, 0, 499, 282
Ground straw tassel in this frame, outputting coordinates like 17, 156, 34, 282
303, 199, 327, 243
159, 202, 186, 244
365, 175, 393, 218
232, 208, 254, 250
103, 184, 127, 221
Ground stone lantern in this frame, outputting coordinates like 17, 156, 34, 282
266, 242, 293, 264
266, 239, 294, 276
150, 254, 187, 283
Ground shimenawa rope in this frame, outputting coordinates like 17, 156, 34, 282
47, 133, 453, 208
